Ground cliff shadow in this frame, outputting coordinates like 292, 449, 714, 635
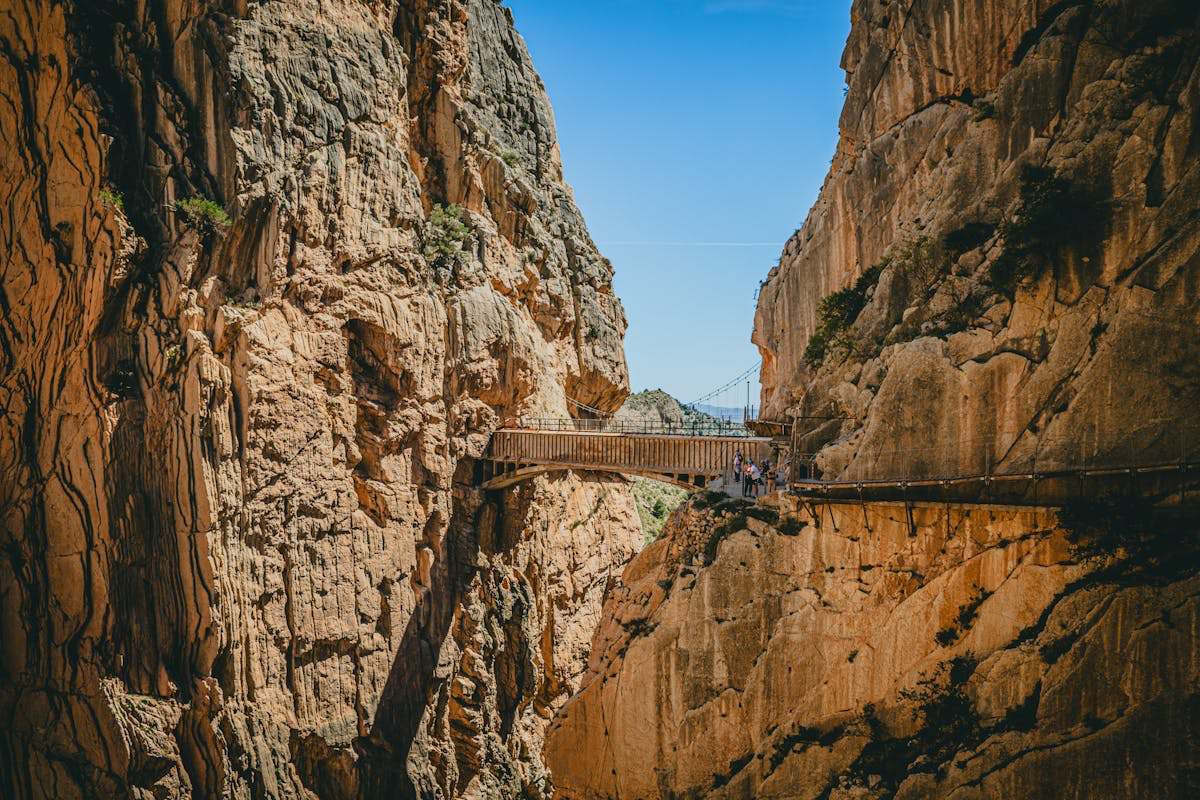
355, 472, 490, 800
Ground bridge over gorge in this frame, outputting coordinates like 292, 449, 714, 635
476, 365, 1200, 507
478, 366, 778, 491
480, 422, 774, 491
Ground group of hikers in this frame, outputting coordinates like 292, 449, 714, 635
732, 449, 783, 498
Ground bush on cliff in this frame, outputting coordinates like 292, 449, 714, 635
893, 236, 951, 302
99, 188, 124, 211
988, 166, 1108, 292
176, 196, 231, 233
422, 203, 474, 269
804, 262, 883, 365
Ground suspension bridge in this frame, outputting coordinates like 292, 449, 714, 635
478, 365, 1200, 507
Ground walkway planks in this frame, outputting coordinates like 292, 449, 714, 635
482, 429, 773, 490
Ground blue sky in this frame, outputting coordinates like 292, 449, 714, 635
506, 0, 852, 405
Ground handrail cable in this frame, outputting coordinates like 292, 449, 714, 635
686, 362, 761, 409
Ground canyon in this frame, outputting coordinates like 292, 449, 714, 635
546, 0, 1200, 798
3, 0, 1199, 799
2, 1, 638, 797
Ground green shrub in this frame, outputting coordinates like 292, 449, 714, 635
422, 203, 474, 269
176, 197, 231, 231
624, 617, 656, 639
988, 166, 1107, 292
99, 188, 124, 210
632, 477, 689, 544
804, 263, 883, 365
164, 344, 182, 370
892, 236, 951, 301
496, 146, 521, 168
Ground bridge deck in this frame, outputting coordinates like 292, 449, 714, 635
483, 429, 773, 490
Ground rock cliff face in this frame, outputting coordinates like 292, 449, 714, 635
545, 1, 1200, 797
546, 494, 1200, 798
754, 0, 1200, 478
0, 1, 640, 798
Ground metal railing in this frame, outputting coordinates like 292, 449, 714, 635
785, 425, 1200, 506
512, 417, 758, 438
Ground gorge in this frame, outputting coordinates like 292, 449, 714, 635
2, 1, 1199, 799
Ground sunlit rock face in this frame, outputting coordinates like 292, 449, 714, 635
545, 1, 1200, 797
753, 0, 1200, 480
0, 1, 640, 797
546, 494, 1200, 799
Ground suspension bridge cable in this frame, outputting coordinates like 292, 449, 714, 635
686, 362, 762, 409
566, 396, 611, 417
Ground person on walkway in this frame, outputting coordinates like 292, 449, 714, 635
733, 449, 744, 486
749, 461, 762, 498
742, 461, 753, 497
764, 458, 776, 494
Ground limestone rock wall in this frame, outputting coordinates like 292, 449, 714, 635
0, 1, 639, 798
753, 0, 1200, 479
545, 495, 1200, 798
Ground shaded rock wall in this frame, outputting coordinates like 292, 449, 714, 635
0, 1, 638, 797
546, 495, 1200, 798
753, 0, 1200, 479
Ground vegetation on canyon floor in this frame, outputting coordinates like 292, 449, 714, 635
631, 477, 688, 544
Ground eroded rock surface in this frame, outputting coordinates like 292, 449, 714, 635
546, 495, 1200, 798
754, 0, 1200, 478
0, 1, 639, 797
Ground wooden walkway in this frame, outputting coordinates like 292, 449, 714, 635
789, 460, 1199, 508
481, 429, 773, 490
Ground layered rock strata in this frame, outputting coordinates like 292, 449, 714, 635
546, 494, 1200, 798
0, 1, 638, 797
753, 0, 1200, 479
